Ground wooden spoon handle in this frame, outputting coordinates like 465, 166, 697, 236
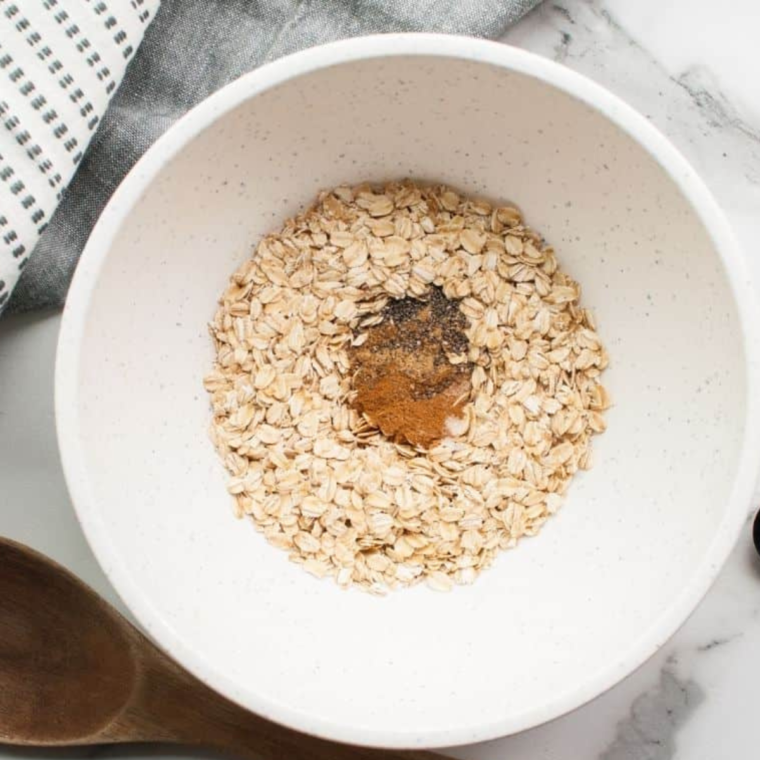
181, 692, 444, 760
118, 631, 446, 760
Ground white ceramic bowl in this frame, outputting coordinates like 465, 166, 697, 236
56, 35, 760, 748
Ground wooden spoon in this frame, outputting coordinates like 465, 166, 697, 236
0, 537, 443, 760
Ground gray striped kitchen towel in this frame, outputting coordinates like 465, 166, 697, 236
2, 0, 540, 314
0, 0, 159, 311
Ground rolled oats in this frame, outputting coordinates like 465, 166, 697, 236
205, 181, 609, 593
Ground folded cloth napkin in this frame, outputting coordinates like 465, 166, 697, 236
1, 0, 540, 314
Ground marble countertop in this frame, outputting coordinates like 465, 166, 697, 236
2, 1, 759, 758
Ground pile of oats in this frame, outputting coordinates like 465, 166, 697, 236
204, 181, 609, 593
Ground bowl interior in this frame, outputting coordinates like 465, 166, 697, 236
61, 50, 748, 746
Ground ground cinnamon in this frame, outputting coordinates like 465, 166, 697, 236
350, 287, 471, 448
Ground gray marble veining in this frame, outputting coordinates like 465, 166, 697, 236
600, 663, 704, 760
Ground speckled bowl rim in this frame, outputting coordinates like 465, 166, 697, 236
56, 34, 760, 749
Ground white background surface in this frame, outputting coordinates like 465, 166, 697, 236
2, 1, 760, 758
